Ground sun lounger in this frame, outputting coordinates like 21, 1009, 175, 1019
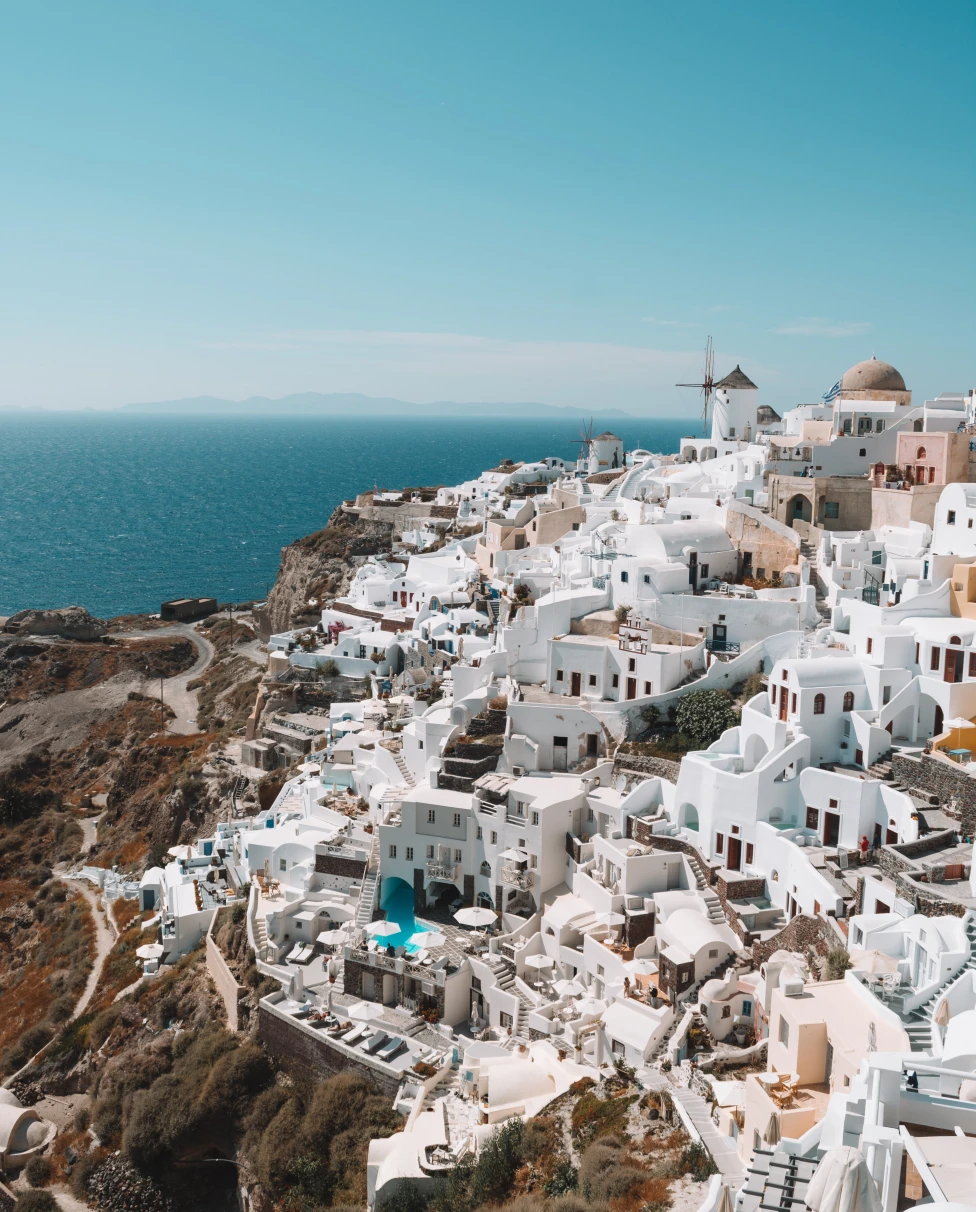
360, 1030, 389, 1055
341, 1023, 369, 1046
377, 1036, 406, 1063
292, 944, 315, 965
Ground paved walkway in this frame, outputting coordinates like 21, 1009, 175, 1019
117, 623, 215, 733
671, 1083, 746, 1181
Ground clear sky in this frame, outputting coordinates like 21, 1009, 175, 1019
0, 2, 973, 416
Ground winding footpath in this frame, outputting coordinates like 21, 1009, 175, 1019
116, 622, 215, 733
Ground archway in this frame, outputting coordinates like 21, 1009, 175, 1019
787, 495, 812, 527
743, 732, 770, 771
678, 803, 700, 831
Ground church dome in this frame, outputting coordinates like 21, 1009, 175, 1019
841, 356, 906, 393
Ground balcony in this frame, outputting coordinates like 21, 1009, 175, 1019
705, 638, 740, 654
500, 864, 534, 889
426, 861, 460, 882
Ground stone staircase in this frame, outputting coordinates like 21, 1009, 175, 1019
604, 481, 622, 503
703, 889, 726, 926
670, 1084, 746, 1180
904, 914, 976, 1053
254, 914, 268, 958
393, 751, 416, 787
494, 960, 535, 1039
231, 774, 250, 818
356, 871, 379, 928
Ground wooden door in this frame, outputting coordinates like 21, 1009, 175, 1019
571, 671, 582, 697
945, 649, 963, 683
727, 837, 741, 871
779, 692, 788, 722
627, 677, 637, 699
823, 811, 840, 847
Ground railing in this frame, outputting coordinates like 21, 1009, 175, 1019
705, 638, 740, 654
426, 861, 459, 882
501, 864, 534, 889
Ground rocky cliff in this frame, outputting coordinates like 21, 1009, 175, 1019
256, 502, 396, 637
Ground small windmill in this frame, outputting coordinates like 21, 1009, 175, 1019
574, 418, 595, 468
676, 336, 716, 436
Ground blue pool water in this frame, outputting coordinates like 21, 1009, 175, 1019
380, 878, 431, 953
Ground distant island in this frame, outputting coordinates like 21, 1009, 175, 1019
121, 391, 636, 418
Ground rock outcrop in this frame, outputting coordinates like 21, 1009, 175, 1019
3, 605, 107, 641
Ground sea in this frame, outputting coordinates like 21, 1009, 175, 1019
0, 412, 692, 619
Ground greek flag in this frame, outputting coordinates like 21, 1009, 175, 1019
822, 379, 842, 403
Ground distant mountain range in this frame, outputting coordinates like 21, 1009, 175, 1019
121, 392, 635, 418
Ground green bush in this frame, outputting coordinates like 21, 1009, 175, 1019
673, 690, 740, 749
826, 947, 852, 981
15, 1192, 60, 1211
469, 1118, 525, 1206
680, 1140, 718, 1180
544, 1161, 579, 1196
25, 1155, 52, 1186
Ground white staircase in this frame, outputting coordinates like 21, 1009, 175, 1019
393, 752, 416, 787
670, 1084, 746, 1181
904, 914, 976, 1053
703, 890, 726, 925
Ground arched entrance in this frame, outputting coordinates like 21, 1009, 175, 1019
678, 803, 700, 831
787, 495, 812, 527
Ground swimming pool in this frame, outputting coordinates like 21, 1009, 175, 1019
379, 878, 431, 953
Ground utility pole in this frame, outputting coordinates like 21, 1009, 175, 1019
160, 675, 165, 731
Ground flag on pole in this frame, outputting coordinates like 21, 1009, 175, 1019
822, 380, 842, 403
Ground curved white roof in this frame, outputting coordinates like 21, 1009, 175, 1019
782, 657, 864, 688
660, 908, 736, 955
902, 617, 976, 643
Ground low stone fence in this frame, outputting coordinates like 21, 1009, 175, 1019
752, 913, 835, 968
206, 909, 246, 1031
892, 751, 976, 835
613, 753, 682, 783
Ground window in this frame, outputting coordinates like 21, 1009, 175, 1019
644, 681, 651, 694
916, 447, 927, 460
806, 807, 819, 829
428, 808, 436, 823
643, 574, 651, 584
716, 832, 724, 854
279, 858, 287, 872
418, 740, 424, 751
620, 570, 629, 583
950, 635, 962, 645
426, 845, 435, 858
389, 845, 397, 858
915, 643, 920, 665
722, 1005, 731, 1018
701, 564, 709, 579
876, 420, 884, 433
515, 801, 525, 817
859, 448, 866, 457
883, 685, 891, 705
746, 842, 754, 865
829, 799, 838, 808
490, 831, 497, 845
872, 550, 883, 565
556, 669, 564, 682
588, 673, 597, 686
824, 501, 840, 520
455, 848, 462, 862
476, 826, 482, 840
453, 812, 461, 828
771, 684, 777, 705
742, 1000, 752, 1016
791, 692, 797, 712
970, 653, 976, 678
814, 694, 825, 714
866, 637, 873, 654
948, 510, 957, 525
779, 1016, 790, 1046
843, 691, 854, 711
931, 646, 941, 671
406, 847, 413, 861
528, 810, 537, 827
628, 658, 636, 672
612, 674, 619, 689
709, 948, 718, 958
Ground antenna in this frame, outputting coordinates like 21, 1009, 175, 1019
676, 336, 716, 436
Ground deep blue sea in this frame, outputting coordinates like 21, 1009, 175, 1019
0, 413, 689, 618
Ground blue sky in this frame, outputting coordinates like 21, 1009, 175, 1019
0, 1, 972, 416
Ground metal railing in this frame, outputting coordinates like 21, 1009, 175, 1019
705, 638, 740, 654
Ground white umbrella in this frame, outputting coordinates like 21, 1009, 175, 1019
555, 978, 585, 997
136, 943, 164, 960
366, 920, 400, 938
499, 847, 529, 862
348, 1000, 384, 1022
574, 997, 607, 1017
415, 931, 446, 949
764, 1112, 781, 1146
317, 929, 349, 946
849, 949, 899, 976
524, 954, 555, 972
454, 906, 497, 928
806, 1147, 881, 1212
600, 911, 626, 927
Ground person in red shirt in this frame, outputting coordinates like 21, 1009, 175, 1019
859, 835, 870, 862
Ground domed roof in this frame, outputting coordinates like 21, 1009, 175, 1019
841, 356, 906, 393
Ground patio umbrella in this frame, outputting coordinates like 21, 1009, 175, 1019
849, 949, 899, 976
555, 978, 585, 997
524, 954, 555, 972
574, 997, 607, 1017
499, 847, 529, 862
764, 1113, 781, 1146
717, 1183, 735, 1212
454, 906, 497, 928
366, 920, 400, 938
136, 943, 164, 960
806, 1147, 881, 1212
410, 931, 446, 948
317, 929, 349, 947
934, 998, 951, 1027
600, 911, 626, 927
348, 1000, 384, 1022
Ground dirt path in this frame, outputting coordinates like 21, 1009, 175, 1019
77, 811, 104, 857
67, 881, 116, 1018
118, 623, 215, 734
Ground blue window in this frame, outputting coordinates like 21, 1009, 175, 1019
741, 999, 753, 1016
620, 571, 629, 583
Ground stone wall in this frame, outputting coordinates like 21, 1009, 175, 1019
892, 752, 976, 836
625, 909, 654, 950
205, 910, 246, 1032
257, 1003, 402, 1095
342, 954, 447, 1022
314, 853, 368, 881
613, 753, 682, 783
752, 913, 835, 968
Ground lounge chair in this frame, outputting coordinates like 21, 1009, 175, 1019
341, 1023, 369, 1046
360, 1030, 389, 1055
377, 1036, 406, 1063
